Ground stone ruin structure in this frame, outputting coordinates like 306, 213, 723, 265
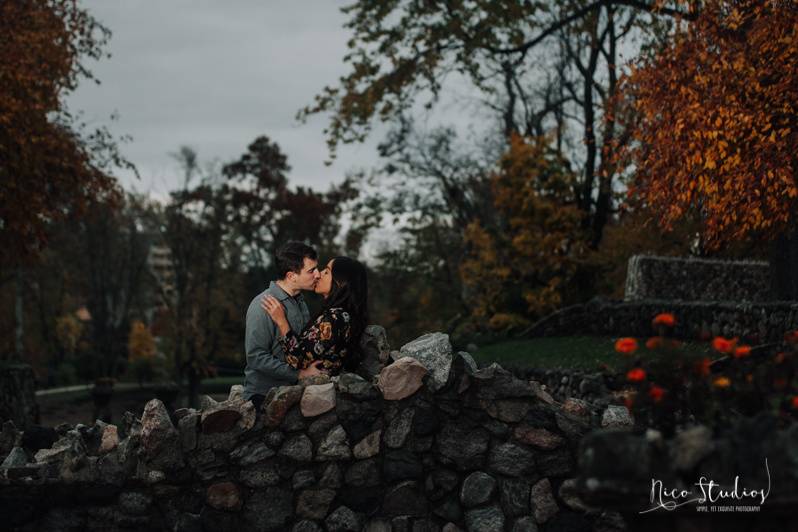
525, 255, 798, 342
2, 329, 796, 531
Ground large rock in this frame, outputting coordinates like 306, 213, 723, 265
353, 430, 381, 459
384, 408, 414, 448
242, 487, 293, 531
201, 398, 255, 434
206, 481, 242, 511
326, 505, 364, 532
460, 471, 497, 507
488, 442, 536, 477
436, 422, 490, 470
601, 405, 633, 429
300, 383, 336, 417
337, 373, 378, 399
98, 424, 119, 454
377, 357, 428, 400
2, 446, 28, 468
296, 488, 336, 519
279, 434, 314, 462
530, 478, 559, 524
263, 386, 304, 428
359, 325, 392, 378
382, 481, 428, 516
316, 425, 351, 461
399, 332, 453, 391
140, 399, 183, 470
464, 504, 505, 532
513, 426, 565, 450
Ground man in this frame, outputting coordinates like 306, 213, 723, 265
243, 241, 324, 411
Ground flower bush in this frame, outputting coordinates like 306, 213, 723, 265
613, 313, 798, 435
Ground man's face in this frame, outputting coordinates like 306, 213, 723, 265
288, 257, 320, 291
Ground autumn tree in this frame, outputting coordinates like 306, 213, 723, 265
461, 134, 588, 329
620, 0, 798, 297
0, 0, 131, 266
301, 0, 694, 248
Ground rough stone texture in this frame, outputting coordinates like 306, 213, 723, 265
98, 424, 119, 454
464, 504, 505, 532
625, 254, 770, 302
206, 481, 242, 511
316, 425, 351, 461
359, 325, 392, 379
300, 383, 336, 417
377, 357, 428, 400
326, 505, 364, 532
459, 471, 497, 507
513, 426, 565, 450
264, 385, 304, 427
279, 434, 314, 462
601, 406, 633, 429
384, 408, 414, 448
670, 425, 714, 472
242, 487, 293, 531
562, 398, 591, 417
296, 488, 337, 519
436, 422, 490, 470
228, 384, 245, 401
488, 442, 536, 477
337, 373, 379, 399
201, 398, 255, 434
353, 429, 381, 459
399, 332, 453, 391
10, 333, 794, 532
2, 446, 27, 468
529, 478, 558, 524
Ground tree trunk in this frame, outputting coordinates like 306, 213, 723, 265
769, 224, 798, 300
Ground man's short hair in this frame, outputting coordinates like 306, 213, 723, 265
274, 241, 317, 279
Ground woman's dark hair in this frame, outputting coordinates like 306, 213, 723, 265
322, 256, 369, 370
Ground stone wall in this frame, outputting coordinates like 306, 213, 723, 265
524, 299, 798, 343
624, 255, 772, 302
0, 333, 628, 532
0, 364, 38, 429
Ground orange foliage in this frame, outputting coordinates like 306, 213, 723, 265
460, 134, 588, 324
620, 1, 798, 248
0, 1, 120, 265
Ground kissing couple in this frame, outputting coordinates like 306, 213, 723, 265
242, 241, 369, 412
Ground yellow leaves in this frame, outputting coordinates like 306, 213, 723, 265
703, 156, 717, 170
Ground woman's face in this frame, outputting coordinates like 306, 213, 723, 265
314, 259, 334, 297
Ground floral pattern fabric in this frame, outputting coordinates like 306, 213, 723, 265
280, 307, 352, 372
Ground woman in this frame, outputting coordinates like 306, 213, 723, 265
261, 256, 368, 375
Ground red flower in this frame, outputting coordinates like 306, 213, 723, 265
784, 330, 798, 345
695, 357, 711, 377
712, 336, 735, 354
733, 345, 752, 358
652, 313, 676, 327
615, 337, 638, 355
627, 368, 646, 382
792, 396, 798, 410
645, 336, 662, 350
649, 385, 666, 403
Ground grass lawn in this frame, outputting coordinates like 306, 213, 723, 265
472, 336, 716, 371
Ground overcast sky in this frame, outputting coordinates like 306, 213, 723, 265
67, 0, 383, 200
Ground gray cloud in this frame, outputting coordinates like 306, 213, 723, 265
68, 0, 382, 197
